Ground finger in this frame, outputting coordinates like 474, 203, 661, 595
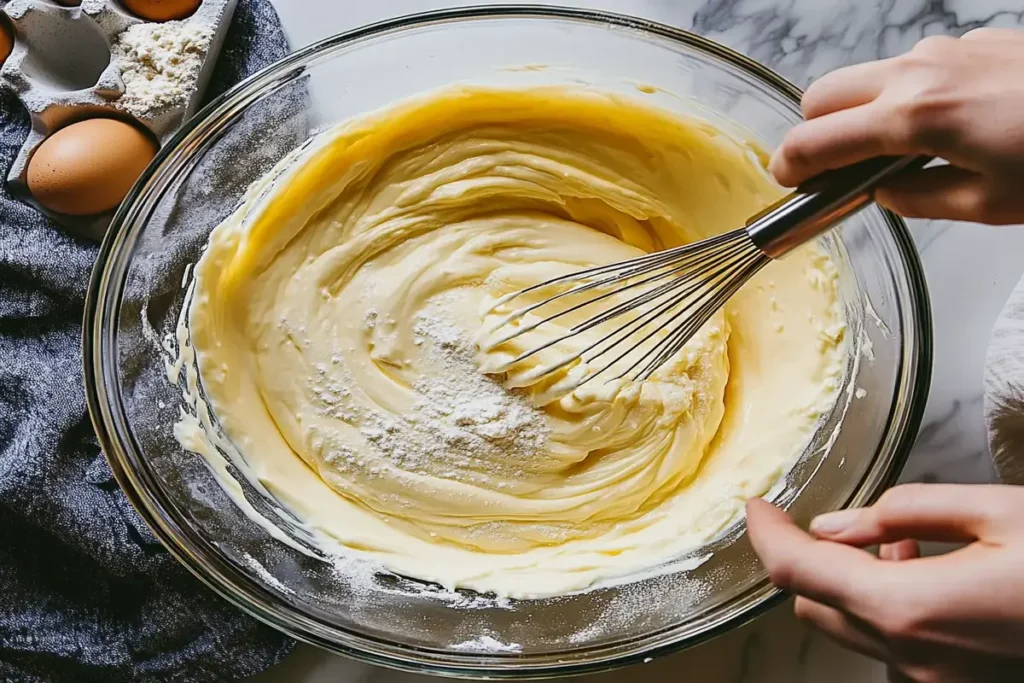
875, 165, 1024, 224
809, 483, 1018, 545
960, 27, 1024, 42
769, 102, 903, 187
746, 499, 886, 613
794, 596, 889, 661
879, 539, 920, 561
801, 59, 894, 119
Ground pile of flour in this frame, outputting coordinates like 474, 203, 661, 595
311, 300, 549, 481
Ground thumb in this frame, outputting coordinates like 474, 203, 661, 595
808, 484, 1015, 546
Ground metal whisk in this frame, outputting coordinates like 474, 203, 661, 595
483, 156, 929, 388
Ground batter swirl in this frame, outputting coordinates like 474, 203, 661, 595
178, 88, 846, 598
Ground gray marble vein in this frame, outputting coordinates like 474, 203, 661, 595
694, 0, 1024, 87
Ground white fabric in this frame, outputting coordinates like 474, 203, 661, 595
984, 274, 1024, 485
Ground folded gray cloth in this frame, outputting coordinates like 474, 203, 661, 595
0, 2, 296, 680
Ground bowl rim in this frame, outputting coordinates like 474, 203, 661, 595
83, 4, 934, 678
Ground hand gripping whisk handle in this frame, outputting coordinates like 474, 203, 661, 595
746, 156, 932, 259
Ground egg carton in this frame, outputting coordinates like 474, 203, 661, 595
0, 0, 236, 236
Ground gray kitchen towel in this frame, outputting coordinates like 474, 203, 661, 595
985, 274, 1024, 486
0, 1, 297, 681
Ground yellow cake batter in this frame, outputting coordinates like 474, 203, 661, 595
175, 87, 846, 598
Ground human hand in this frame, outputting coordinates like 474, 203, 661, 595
769, 29, 1024, 224
746, 484, 1024, 682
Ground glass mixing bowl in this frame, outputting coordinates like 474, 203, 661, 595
84, 6, 932, 678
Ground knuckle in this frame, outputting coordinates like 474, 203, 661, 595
888, 97, 958, 152
979, 489, 1019, 526
875, 604, 928, 643
792, 597, 820, 624
887, 46, 964, 153
875, 610, 912, 640
961, 27, 991, 40
766, 561, 796, 591
896, 95, 948, 132
902, 666, 943, 683
875, 484, 924, 513
963, 190, 997, 222
799, 89, 820, 118
800, 70, 842, 116
778, 131, 814, 168
945, 184, 1018, 225
765, 553, 817, 593
897, 40, 954, 80
911, 34, 958, 57
961, 27, 1006, 42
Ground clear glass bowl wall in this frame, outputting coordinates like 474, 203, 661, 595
84, 7, 932, 679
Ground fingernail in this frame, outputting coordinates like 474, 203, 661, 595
810, 509, 860, 536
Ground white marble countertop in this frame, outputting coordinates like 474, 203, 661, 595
251, 1, 1023, 681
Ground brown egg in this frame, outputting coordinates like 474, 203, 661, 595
28, 118, 157, 216
121, 0, 201, 21
0, 16, 13, 68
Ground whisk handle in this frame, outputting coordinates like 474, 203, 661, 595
746, 156, 932, 258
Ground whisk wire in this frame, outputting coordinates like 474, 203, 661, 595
632, 253, 767, 381
495, 230, 743, 308
486, 228, 769, 387
489, 232, 747, 334
485, 155, 931, 390
509, 266, 725, 384
491, 232, 751, 361
586, 246, 767, 385
581, 244, 753, 369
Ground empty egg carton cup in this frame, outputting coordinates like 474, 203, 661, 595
0, 0, 237, 237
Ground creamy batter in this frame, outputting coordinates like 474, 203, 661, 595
176, 87, 846, 599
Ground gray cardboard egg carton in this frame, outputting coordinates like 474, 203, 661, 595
0, 0, 237, 237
